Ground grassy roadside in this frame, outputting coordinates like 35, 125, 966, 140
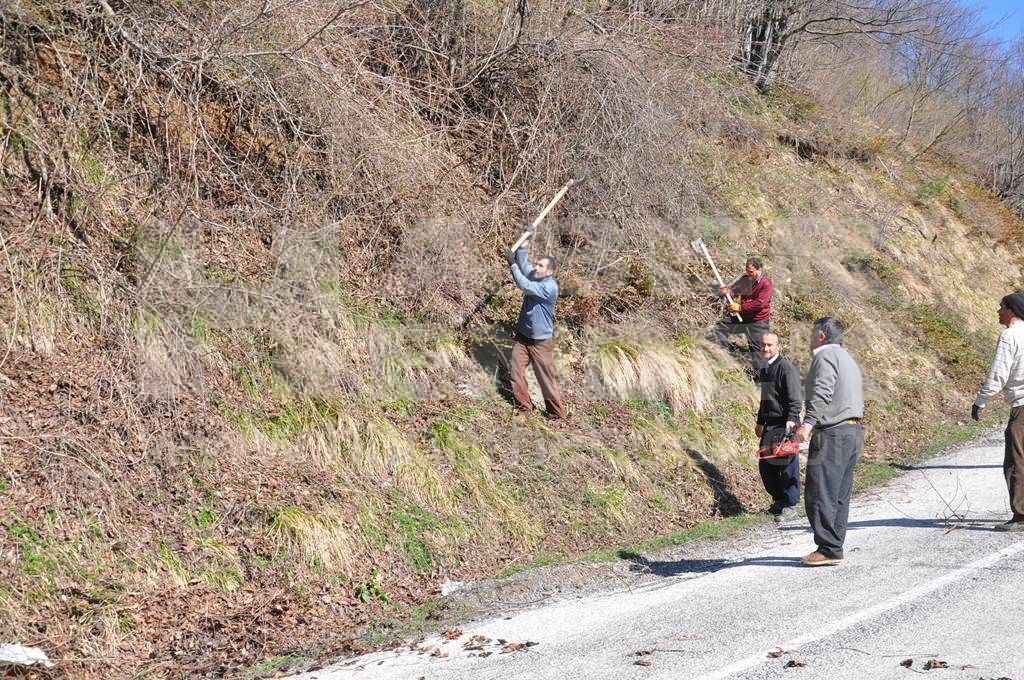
251, 416, 1001, 679
288, 414, 995, 676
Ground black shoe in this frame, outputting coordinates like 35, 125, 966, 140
993, 518, 1024, 532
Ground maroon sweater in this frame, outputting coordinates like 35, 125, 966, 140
731, 274, 773, 323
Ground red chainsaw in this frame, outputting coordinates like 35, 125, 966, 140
756, 427, 802, 461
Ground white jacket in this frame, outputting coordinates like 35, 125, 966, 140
976, 320, 1024, 408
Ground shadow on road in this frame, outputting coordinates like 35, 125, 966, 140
895, 464, 1001, 471
777, 517, 1000, 532
618, 550, 802, 577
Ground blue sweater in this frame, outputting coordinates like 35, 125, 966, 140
511, 246, 558, 340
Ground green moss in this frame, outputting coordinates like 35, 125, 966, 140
242, 652, 317, 679
191, 507, 218, 531
496, 555, 557, 579
201, 567, 243, 592
911, 306, 988, 387
917, 175, 951, 201
949, 195, 966, 218
356, 570, 390, 604
9, 523, 56, 576
842, 252, 896, 281
648, 494, 670, 512
393, 505, 436, 575
625, 397, 671, 420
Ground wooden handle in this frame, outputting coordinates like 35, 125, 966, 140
509, 177, 580, 252
510, 230, 532, 253
699, 242, 743, 322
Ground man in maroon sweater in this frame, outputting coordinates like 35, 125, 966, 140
712, 257, 774, 372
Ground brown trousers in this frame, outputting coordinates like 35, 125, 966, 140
1006, 406, 1024, 517
510, 333, 566, 420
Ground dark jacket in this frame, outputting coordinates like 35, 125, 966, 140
757, 355, 802, 427
731, 274, 773, 323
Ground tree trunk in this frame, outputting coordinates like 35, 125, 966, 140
738, 1, 797, 90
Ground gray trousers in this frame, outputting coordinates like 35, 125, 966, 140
711, 320, 770, 372
804, 423, 863, 559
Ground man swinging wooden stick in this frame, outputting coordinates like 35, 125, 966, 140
504, 177, 583, 423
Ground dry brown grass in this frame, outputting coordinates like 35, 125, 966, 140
589, 337, 721, 414
0, 1, 1019, 678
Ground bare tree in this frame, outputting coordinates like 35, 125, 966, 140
737, 0, 967, 90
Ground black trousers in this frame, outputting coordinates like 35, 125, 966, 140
804, 423, 863, 559
759, 427, 800, 509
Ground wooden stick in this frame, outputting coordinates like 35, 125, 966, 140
509, 177, 583, 252
696, 239, 743, 322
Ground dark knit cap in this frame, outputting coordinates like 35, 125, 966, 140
1002, 293, 1024, 320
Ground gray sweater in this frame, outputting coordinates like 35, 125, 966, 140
803, 344, 864, 429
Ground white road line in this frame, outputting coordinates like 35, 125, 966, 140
693, 539, 1024, 680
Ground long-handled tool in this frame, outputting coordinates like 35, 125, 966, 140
691, 237, 743, 322
509, 175, 587, 253
461, 176, 586, 331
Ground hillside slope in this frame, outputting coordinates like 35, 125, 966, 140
1, 2, 1021, 678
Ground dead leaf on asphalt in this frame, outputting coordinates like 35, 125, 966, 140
633, 649, 654, 657
900, 658, 913, 668
923, 659, 948, 670
635, 660, 652, 667
442, 628, 462, 640
768, 648, 785, 658
785, 660, 807, 667
501, 642, 531, 654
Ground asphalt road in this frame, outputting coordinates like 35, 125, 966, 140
295, 433, 1024, 680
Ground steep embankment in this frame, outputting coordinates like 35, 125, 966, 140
0, 3, 1021, 678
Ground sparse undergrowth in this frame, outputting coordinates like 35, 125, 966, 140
0, 1, 1021, 679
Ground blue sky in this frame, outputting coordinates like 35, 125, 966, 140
972, 0, 1024, 44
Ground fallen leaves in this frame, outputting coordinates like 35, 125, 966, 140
785, 659, 808, 668
501, 641, 538, 654
457, 634, 536, 657
900, 658, 914, 668
768, 648, 786, 658
634, 659, 652, 667
923, 659, 948, 670
441, 629, 462, 641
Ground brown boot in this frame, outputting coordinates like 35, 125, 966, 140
800, 551, 842, 567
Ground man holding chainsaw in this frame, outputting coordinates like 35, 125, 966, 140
713, 257, 773, 371
794, 317, 864, 567
756, 333, 803, 523
506, 232, 567, 422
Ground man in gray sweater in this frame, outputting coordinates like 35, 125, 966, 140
794, 317, 864, 566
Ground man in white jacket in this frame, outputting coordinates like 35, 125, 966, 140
973, 293, 1024, 532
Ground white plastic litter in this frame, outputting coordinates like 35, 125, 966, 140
0, 643, 55, 669
439, 580, 465, 596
